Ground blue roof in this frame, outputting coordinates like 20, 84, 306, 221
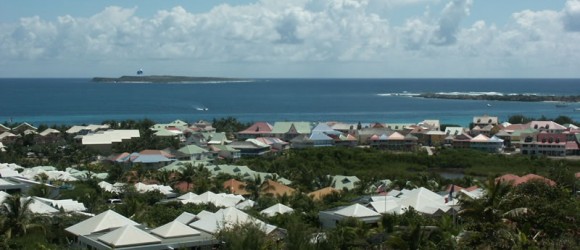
132, 154, 173, 163
309, 132, 333, 141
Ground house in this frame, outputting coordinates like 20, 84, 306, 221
260, 179, 296, 197
521, 132, 567, 156
191, 120, 216, 132
66, 124, 110, 135
36, 128, 63, 144
150, 120, 190, 131
424, 131, 446, 146
113, 150, 175, 169
526, 121, 567, 134
189, 207, 278, 236
452, 133, 472, 149
356, 127, 393, 145
237, 122, 273, 139
370, 132, 418, 151
254, 137, 289, 152
330, 133, 358, 147
0, 132, 19, 144
471, 124, 495, 137
260, 203, 294, 217
178, 145, 213, 161
11, 122, 37, 134
270, 122, 312, 141
445, 127, 467, 137
209, 145, 241, 160
223, 178, 249, 195
470, 134, 504, 153
0, 124, 10, 133
0, 142, 5, 152
66, 210, 220, 250
319, 204, 381, 228
473, 115, 498, 127
308, 187, 340, 201
81, 130, 140, 154
419, 120, 440, 131
332, 175, 360, 191
229, 139, 271, 156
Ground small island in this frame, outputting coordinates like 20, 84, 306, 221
417, 93, 580, 103
92, 75, 249, 83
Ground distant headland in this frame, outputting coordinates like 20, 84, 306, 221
92, 75, 250, 83
417, 93, 580, 103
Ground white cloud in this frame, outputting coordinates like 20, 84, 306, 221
563, 0, 580, 32
0, 0, 579, 77
430, 0, 472, 45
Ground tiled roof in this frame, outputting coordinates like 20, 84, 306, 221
496, 173, 556, 186
238, 122, 273, 134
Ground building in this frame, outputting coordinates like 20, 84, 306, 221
521, 132, 568, 156
237, 122, 273, 139
81, 130, 140, 154
472, 115, 499, 127
270, 122, 312, 141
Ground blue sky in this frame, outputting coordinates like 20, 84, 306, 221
1, 0, 579, 78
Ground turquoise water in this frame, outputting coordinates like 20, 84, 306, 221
0, 78, 579, 126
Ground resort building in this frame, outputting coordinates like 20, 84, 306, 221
521, 132, 568, 156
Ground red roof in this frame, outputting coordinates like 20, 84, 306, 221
238, 122, 273, 134
496, 173, 556, 186
576, 172, 580, 179
445, 184, 464, 192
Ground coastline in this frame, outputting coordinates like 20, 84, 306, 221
92, 75, 251, 83
415, 93, 580, 103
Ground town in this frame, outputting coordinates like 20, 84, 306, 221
1, 114, 579, 249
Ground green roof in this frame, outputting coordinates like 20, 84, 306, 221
178, 145, 208, 155
271, 122, 312, 134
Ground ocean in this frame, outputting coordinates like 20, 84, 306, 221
1, 78, 579, 126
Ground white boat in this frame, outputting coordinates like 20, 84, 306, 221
486, 103, 492, 107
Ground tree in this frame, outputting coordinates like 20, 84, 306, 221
216, 222, 276, 250
0, 194, 44, 240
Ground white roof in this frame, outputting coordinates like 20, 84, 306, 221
260, 203, 294, 217
334, 204, 381, 218
82, 130, 140, 145
189, 207, 274, 234
177, 192, 198, 200
369, 200, 403, 215
26, 197, 59, 214
174, 212, 197, 224
39, 128, 60, 136
65, 210, 139, 236
0, 191, 9, 204
98, 225, 161, 247
180, 191, 243, 208
0, 167, 23, 177
33, 197, 87, 212
398, 187, 450, 215
235, 199, 256, 210
151, 221, 201, 238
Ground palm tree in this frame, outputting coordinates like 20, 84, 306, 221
458, 177, 519, 249
0, 194, 44, 239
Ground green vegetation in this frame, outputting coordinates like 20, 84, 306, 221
1, 118, 580, 248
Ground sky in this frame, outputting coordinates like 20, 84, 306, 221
1, 0, 579, 78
